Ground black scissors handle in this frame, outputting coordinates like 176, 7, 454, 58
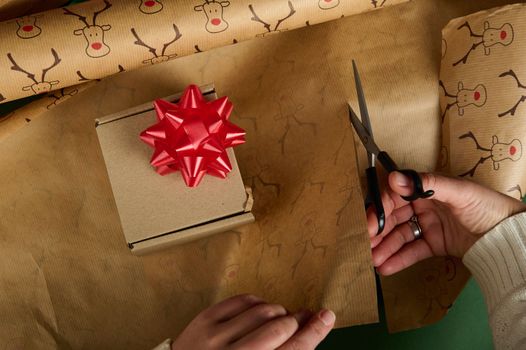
377, 151, 435, 202
366, 166, 386, 234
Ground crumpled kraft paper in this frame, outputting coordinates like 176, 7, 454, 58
0, 5, 397, 348
0, 0, 520, 347
0, 0, 407, 104
439, 3, 526, 202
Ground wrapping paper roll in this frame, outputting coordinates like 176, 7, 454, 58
439, 3, 526, 201
0, 0, 406, 104
0, 0, 68, 21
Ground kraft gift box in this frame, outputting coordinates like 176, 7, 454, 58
95, 84, 254, 255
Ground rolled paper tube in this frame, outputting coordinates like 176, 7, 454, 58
0, 0, 69, 21
0, 0, 407, 104
0, 82, 97, 142
439, 3, 526, 200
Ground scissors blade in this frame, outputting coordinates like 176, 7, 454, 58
352, 60, 374, 139
348, 104, 381, 157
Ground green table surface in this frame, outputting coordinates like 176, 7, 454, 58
0, 99, 493, 349
320, 277, 492, 349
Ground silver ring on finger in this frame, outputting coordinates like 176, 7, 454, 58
408, 215, 423, 240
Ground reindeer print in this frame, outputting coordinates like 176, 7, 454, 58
318, 0, 340, 10
76, 64, 124, 81
7, 49, 61, 94
0, 93, 5, 103
194, 0, 230, 33
458, 131, 522, 177
508, 185, 526, 203
418, 259, 456, 323
194, 38, 237, 53
249, 1, 296, 37
63, 0, 112, 58
131, 24, 182, 64
439, 80, 487, 122
139, 0, 163, 14
15, 16, 41, 39
290, 212, 328, 279
372, 0, 387, 8
498, 70, 526, 118
438, 146, 449, 170
45, 87, 79, 109
453, 21, 514, 67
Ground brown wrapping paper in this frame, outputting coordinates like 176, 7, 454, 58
1, 0, 522, 346
0, 0, 407, 105
0, 82, 97, 141
0, 5, 398, 347
439, 3, 526, 203
0, 0, 68, 21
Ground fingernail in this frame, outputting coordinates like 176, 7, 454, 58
319, 309, 336, 326
394, 171, 410, 187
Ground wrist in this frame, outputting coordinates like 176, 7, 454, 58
508, 199, 526, 218
462, 202, 526, 257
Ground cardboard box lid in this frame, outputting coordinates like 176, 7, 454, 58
96, 86, 250, 244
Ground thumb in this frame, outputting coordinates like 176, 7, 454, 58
389, 171, 467, 207
278, 309, 335, 350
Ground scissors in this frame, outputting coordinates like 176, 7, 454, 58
348, 60, 434, 235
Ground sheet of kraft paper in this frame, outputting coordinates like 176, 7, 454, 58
0, 2, 520, 349
0, 5, 412, 349
0, 0, 406, 105
438, 3, 526, 203
0, 0, 407, 140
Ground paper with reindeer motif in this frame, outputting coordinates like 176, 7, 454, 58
3, 0, 524, 346
439, 3, 526, 203
380, 1, 526, 334
0, 0, 407, 105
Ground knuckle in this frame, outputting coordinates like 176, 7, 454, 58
275, 316, 299, 338
258, 304, 286, 319
425, 172, 437, 192
240, 293, 260, 305
309, 320, 326, 338
270, 324, 288, 339
397, 230, 407, 246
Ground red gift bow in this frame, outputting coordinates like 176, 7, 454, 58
140, 85, 246, 187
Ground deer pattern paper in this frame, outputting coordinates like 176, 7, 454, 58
14, 15, 42, 39
194, 1, 230, 33
452, 21, 514, 67
63, 0, 113, 58
0, 0, 408, 104
7, 48, 61, 94
318, 0, 340, 10
440, 3, 526, 200
131, 24, 182, 64
139, 0, 163, 14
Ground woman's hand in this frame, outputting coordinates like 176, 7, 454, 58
172, 294, 335, 350
368, 172, 526, 276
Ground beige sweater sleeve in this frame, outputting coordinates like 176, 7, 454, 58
463, 212, 526, 350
